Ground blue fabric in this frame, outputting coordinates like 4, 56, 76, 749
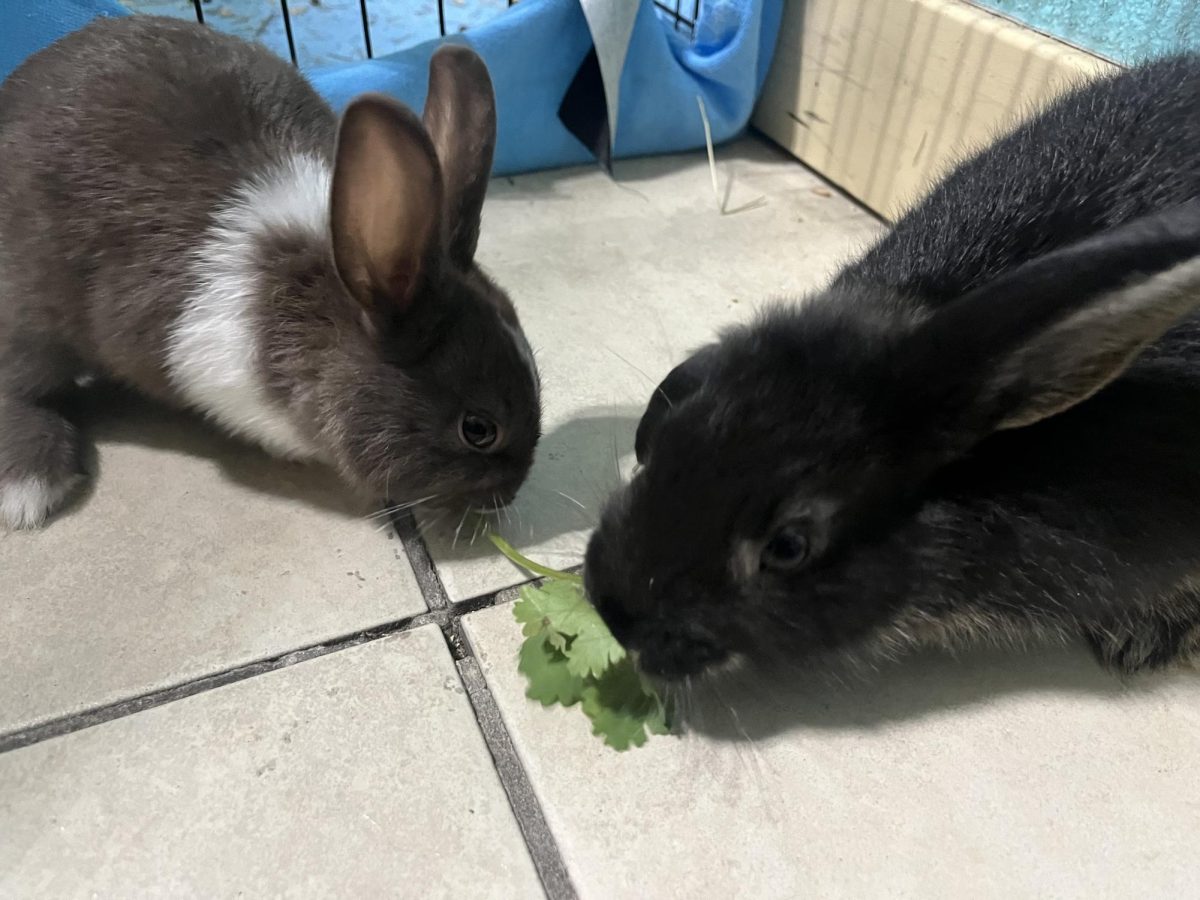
0, 0, 130, 83
0, 0, 782, 176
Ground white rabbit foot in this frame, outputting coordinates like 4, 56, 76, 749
0, 401, 87, 529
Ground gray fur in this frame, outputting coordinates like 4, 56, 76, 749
0, 17, 540, 527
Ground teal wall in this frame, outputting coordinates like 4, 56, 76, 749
979, 0, 1200, 62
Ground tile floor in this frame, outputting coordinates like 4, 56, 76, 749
4, 138, 1198, 899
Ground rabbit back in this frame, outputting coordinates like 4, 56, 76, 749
834, 56, 1200, 666
0, 16, 334, 402
845, 55, 1200, 305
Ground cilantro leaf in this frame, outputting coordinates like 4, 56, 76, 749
513, 578, 592, 633
563, 617, 627, 679
581, 689, 652, 750
644, 697, 672, 736
514, 578, 626, 679
580, 657, 666, 749
535, 580, 602, 635
496, 534, 673, 752
513, 583, 582, 655
589, 657, 660, 716
518, 634, 586, 707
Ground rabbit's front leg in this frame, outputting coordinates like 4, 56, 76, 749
1085, 583, 1200, 673
0, 333, 88, 529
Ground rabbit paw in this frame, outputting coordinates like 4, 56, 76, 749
0, 401, 87, 529
1086, 611, 1200, 674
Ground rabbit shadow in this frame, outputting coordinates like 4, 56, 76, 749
421, 404, 643, 560
57, 385, 642, 544
54, 381, 366, 524
683, 643, 1191, 742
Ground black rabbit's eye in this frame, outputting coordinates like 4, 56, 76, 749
459, 413, 499, 451
761, 521, 811, 572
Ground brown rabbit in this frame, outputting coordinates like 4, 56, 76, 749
0, 16, 541, 528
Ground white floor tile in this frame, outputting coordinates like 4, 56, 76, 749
0, 625, 541, 898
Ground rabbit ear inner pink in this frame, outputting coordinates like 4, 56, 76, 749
331, 94, 444, 316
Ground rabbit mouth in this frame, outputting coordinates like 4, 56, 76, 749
630, 627, 730, 681
385, 494, 522, 546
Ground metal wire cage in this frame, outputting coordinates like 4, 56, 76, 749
184, 0, 699, 67
656, 0, 700, 34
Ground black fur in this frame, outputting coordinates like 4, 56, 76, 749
586, 56, 1200, 681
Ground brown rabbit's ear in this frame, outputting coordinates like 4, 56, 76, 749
331, 94, 444, 316
422, 44, 497, 268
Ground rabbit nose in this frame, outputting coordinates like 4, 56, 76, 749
634, 622, 727, 679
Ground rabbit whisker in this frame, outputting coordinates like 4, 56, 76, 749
415, 511, 449, 542
452, 508, 470, 550
469, 513, 487, 546
602, 344, 660, 395
554, 489, 588, 510
365, 493, 441, 521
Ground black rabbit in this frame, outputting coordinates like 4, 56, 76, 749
585, 55, 1200, 682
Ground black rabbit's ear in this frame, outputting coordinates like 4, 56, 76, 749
912, 201, 1200, 435
635, 345, 720, 464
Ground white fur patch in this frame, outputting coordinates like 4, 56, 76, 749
166, 154, 330, 460
0, 476, 77, 530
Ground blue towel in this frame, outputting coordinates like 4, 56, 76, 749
0, 0, 781, 176
0, 0, 129, 81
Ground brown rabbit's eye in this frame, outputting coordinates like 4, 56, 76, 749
459, 413, 499, 451
761, 522, 811, 572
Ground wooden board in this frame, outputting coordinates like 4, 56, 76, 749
752, 0, 1116, 219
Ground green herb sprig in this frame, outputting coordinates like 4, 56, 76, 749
490, 534, 671, 750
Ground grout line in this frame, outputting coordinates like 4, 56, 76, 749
392, 510, 451, 610
0, 609, 436, 754
0, 531, 565, 754
456, 650, 577, 900
394, 516, 578, 900
4, 508, 581, 898
451, 591, 504, 616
